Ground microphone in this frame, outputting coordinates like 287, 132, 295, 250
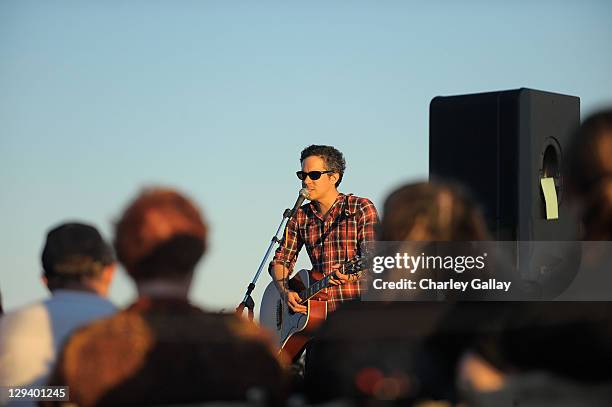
286, 188, 310, 218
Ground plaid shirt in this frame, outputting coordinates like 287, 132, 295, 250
271, 193, 379, 312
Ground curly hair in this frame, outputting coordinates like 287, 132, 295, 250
300, 145, 346, 187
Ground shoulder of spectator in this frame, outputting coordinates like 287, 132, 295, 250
0, 302, 47, 333
227, 315, 272, 341
55, 310, 152, 379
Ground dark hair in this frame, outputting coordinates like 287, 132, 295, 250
300, 145, 346, 187
378, 181, 490, 241
565, 108, 612, 240
114, 188, 207, 281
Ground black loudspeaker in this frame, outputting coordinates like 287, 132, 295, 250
429, 88, 581, 298
429, 88, 580, 241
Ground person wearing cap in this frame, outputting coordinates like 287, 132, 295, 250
0, 223, 116, 397
45, 188, 286, 406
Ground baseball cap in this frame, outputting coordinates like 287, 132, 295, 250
42, 222, 115, 277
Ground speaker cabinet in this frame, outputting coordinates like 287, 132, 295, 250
430, 89, 581, 297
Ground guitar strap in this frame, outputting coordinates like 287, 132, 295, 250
343, 194, 357, 265
342, 194, 362, 280
343, 195, 350, 264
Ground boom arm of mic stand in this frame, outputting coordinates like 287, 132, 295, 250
236, 209, 291, 321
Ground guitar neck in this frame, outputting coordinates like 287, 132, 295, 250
299, 273, 334, 302
298, 260, 359, 302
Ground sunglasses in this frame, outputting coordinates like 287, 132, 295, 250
296, 170, 334, 181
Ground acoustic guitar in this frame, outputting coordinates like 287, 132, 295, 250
259, 257, 364, 361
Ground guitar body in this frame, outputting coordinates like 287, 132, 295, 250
260, 269, 327, 361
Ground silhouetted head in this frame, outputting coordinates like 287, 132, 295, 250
379, 181, 489, 241
565, 108, 612, 240
114, 188, 207, 283
42, 222, 115, 295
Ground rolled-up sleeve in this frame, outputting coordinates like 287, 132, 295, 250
269, 214, 303, 273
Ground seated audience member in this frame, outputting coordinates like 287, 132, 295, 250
459, 108, 612, 405
0, 223, 116, 398
305, 181, 501, 405
46, 188, 286, 406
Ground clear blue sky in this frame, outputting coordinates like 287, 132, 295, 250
1, 0, 611, 314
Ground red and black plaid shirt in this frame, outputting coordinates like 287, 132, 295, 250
271, 193, 379, 311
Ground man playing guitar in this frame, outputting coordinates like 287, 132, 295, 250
269, 145, 379, 315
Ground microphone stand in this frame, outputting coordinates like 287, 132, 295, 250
235, 207, 294, 322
